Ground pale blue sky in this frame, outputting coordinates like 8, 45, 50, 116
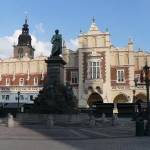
0, 0, 150, 51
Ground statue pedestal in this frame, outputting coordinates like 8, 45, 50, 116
45, 56, 66, 85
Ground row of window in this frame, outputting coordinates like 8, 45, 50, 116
2, 94, 33, 101
88, 60, 125, 83
70, 68, 125, 83
4, 67, 125, 86
5, 77, 39, 86
5, 74, 78, 86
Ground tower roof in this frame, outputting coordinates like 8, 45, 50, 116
18, 17, 31, 46
89, 17, 99, 31
87, 17, 102, 35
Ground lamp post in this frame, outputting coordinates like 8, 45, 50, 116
134, 63, 150, 135
143, 64, 150, 135
133, 89, 137, 112
133, 90, 136, 103
17, 91, 20, 112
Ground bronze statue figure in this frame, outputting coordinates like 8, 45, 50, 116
51, 29, 62, 57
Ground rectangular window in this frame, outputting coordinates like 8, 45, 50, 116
20, 95, 24, 100
2, 95, 5, 100
2, 95, 10, 100
30, 95, 33, 101
135, 74, 140, 83
97, 62, 100, 78
34, 77, 38, 86
15, 96, 18, 101
90, 62, 92, 79
89, 61, 100, 79
117, 70, 125, 83
71, 71, 78, 84
6, 95, 9, 101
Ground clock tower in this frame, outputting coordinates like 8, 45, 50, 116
14, 17, 35, 59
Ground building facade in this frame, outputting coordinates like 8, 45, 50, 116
63, 19, 150, 108
0, 19, 47, 106
0, 19, 149, 108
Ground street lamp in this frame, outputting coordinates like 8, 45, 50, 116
133, 89, 137, 112
134, 63, 150, 135
133, 90, 136, 103
17, 91, 20, 112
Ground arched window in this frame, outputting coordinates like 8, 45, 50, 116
6, 78, 10, 86
19, 78, 24, 86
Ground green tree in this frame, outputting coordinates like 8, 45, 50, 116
32, 83, 78, 114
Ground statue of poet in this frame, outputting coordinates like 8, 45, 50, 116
51, 29, 62, 57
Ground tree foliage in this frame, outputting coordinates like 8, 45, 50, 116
32, 83, 78, 114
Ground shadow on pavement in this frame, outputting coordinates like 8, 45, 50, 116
0, 114, 136, 150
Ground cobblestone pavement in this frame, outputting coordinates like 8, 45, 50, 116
0, 119, 149, 150
0, 121, 135, 140
0, 137, 149, 150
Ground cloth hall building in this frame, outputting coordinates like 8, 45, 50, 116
0, 19, 149, 108
63, 20, 150, 108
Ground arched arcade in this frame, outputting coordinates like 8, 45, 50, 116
87, 92, 103, 107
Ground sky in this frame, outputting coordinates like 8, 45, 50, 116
0, 0, 150, 58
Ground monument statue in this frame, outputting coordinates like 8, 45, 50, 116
51, 29, 62, 57
32, 30, 77, 114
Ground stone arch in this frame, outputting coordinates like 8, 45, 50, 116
87, 92, 103, 107
113, 93, 129, 103
134, 93, 147, 103
96, 86, 102, 94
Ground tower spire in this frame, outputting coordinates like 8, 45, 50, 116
25, 16, 28, 24
89, 17, 99, 32
92, 16, 95, 23
14, 18, 35, 59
